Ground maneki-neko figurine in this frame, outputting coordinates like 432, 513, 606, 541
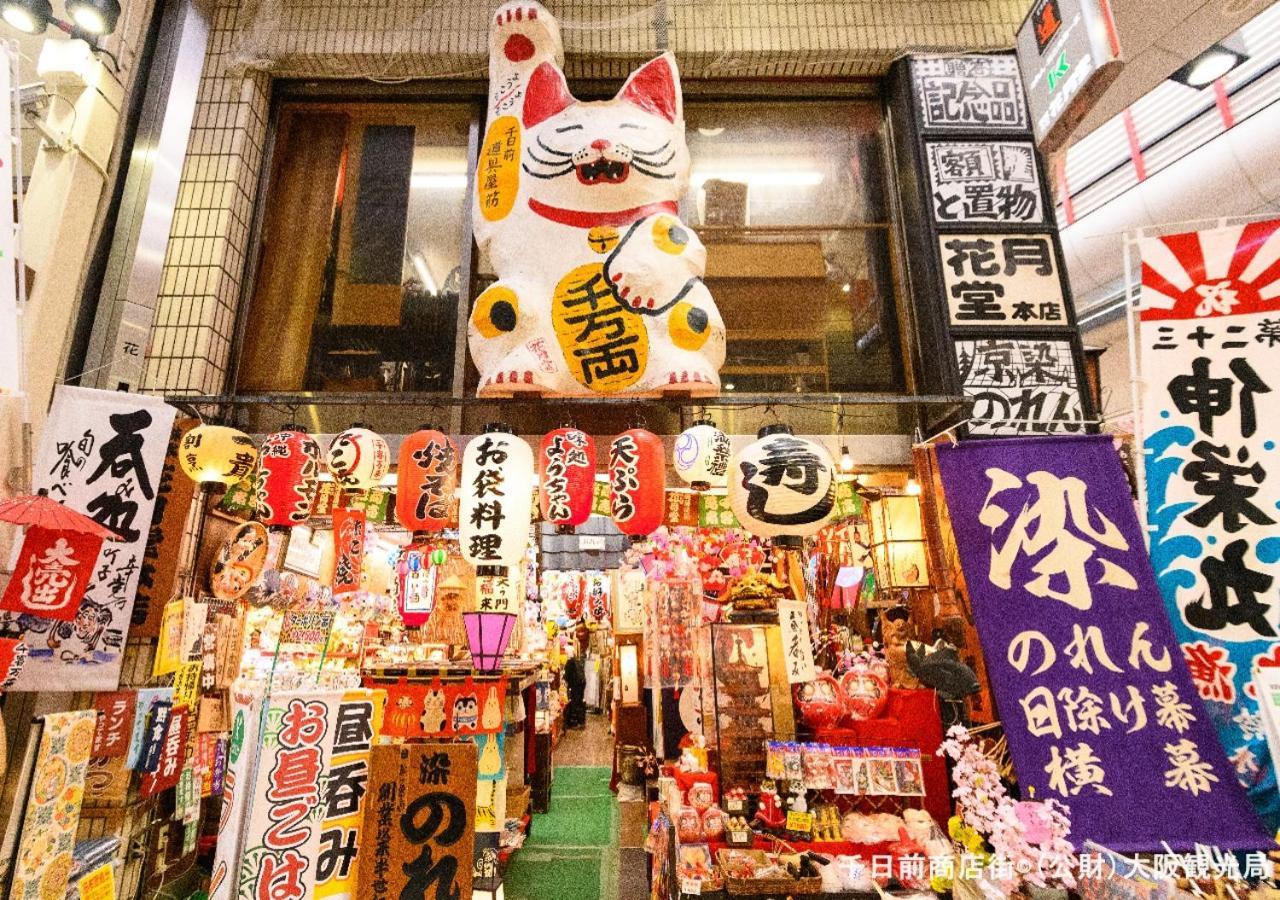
752, 779, 787, 832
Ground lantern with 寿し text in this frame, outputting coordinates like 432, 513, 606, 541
609, 428, 665, 539
673, 419, 730, 491
396, 426, 458, 535
539, 427, 595, 532
459, 425, 534, 569
326, 425, 390, 490
178, 424, 257, 486
729, 424, 836, 547
869, 493, 929, 588
254, 426, 321, 527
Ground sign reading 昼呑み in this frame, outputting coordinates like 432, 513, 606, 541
937, 435, 1269, 852
0, 386, 176, 691
1138, 219, 1280, 821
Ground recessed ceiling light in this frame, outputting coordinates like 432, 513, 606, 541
1170, 44, 1248, 88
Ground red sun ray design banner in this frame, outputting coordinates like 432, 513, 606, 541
1137, 217, 1280, 829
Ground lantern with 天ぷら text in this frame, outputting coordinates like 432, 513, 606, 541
253, 426, 321, 527
609, 428, 665, 539
396, 426, 458, 535
539, 427, 595, 532
729, 424, 835, 547
178, 424, 257, 486
326, 425, 390, 490
459, 425, 534, 570
673, 419, 730, 491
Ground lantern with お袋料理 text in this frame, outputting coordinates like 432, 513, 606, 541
459, 425, 534, 570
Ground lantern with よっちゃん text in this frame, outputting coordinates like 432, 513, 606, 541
253, 426, 321, 527
673, 419, 730, 491
178, 424, 257, 486
396, 426, 458, 535
729, 424, 835, 546
326, 425, 390, 490
539, 427, 595, 532
608, 428, 665, 539
459, 425, 534, 570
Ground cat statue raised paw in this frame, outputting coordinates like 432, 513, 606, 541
470, 0, 725, 397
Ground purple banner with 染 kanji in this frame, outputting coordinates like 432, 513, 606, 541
937, 435, 1270, 852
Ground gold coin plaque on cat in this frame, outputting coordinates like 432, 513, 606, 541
469, 0, 725, 397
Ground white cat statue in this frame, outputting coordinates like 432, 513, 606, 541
470, 1, 725, 397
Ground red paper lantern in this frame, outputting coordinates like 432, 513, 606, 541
254, 427, 321, 527
538, 427, 595, 530
396, 427, 459, 534
608, 428, 664, 538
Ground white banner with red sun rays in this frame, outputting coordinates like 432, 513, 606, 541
1137, 218, 1280, 819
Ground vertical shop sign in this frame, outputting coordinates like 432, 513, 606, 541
359, 742, 477, 900
0, 386, 176, 690
139, 704, 188, 797
316, 689, 384, 900
134, 418, 199, 636
1138, 219, 1280, 808
90, 691, 136, 757
208, 691, 264, 900
0, 527, 104, 621
125, 688, 173, 769
8, 712, 97, 900
777, 600, 817, 683
937, 435, 1269, 852
888, 55, 1091, 437
332, 507, 367, 594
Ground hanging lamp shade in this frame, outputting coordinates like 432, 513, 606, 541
396, 426, 458, 534
178, 424, 257, 486
463, 611, 516, 673
459, 425, 533, 569
729, 424, 836, 547
608, 428, 664, 539
673, 419, 730, 491
253, 426, 321, 527
538, 427, 595, 531
326, 425, 390, 490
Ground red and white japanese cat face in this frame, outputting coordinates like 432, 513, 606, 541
520, 54, 690, 211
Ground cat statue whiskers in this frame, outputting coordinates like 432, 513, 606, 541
470, 1, 725, 397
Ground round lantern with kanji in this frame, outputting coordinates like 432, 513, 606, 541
178, 424, 258, 486
609, 428, 664, 538
396, 426, 458, 535
326, 425, 390, 490
728, 424, 835, 546
459, 425, 534, 570
539, 427, 595, 532
254, 426, 321, 527
673, 419, 731, 491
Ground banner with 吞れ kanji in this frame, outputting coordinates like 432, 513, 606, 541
937, 435, 1269, 852
0, 386, 176, 690
1138, 219, 1280, 823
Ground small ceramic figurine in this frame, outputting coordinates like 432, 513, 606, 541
687, 780, 715, 813
880, 605, 921, 689
752, 779, 786, 832
701, 805, 726, 840
676, 805, 703, 843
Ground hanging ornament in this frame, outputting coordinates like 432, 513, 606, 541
728, 424, 836, 547
396, 426, 459, 535
538, 427, 595, 532
397, 546, 438, 627
326, 425, 390, 490
608, 428, 665, 539
430, 547, 448, 567
253, 426, 321, 527
459, 425, 533, 570
210, 521, 269, 600
673, 419, 730, 491
331, 507, 367, 595
178, 424, 258, 486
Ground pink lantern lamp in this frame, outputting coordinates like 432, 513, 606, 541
463, 610, 516, 672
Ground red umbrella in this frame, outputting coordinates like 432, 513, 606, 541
0, 490, 123, 541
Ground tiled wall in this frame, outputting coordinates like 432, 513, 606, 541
142, 0, 1025, 397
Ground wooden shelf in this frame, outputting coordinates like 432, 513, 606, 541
721, 365, 827, 376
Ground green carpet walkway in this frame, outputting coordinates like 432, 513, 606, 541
502, 766, 619, 900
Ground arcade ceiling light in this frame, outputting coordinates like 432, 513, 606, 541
1170, 44, 1249, 88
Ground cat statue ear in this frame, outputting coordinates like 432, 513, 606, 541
523, 60, 575, 128
617, 53, 681, 123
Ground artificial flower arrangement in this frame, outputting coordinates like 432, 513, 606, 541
937, 725, 1077, 897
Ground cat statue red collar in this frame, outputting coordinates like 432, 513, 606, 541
469, 1, 725, 397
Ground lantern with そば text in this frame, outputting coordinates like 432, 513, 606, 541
253, 426, 321, 527
459, 425, 534, 570
609, 428, 664, 539
178, 424, 257, 486
326, 425, 390, 490
729, 424, 835, 547
539, 427, 595, 532
673, 420, 730, 491
396, 426, 458, 535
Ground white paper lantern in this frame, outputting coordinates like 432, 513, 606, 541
178, 424, 257, 486
326, 426, 390, 490
459, 426, 534, 570
673, 419, 731, 491
728, 424, 836, 546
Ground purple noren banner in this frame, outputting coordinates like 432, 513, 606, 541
937, 435, 1270, 852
